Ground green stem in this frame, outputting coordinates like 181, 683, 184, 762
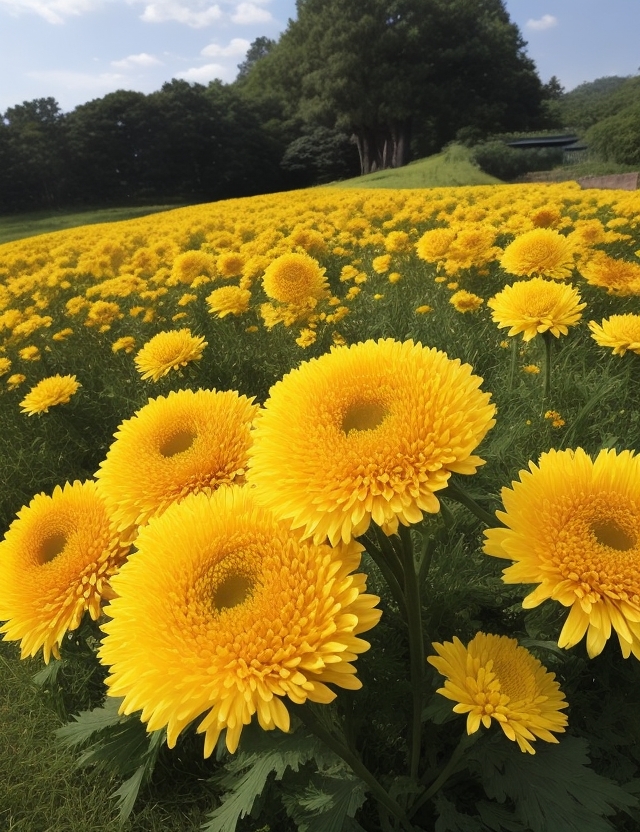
508, 335, 518, 390
409, 732, 478, 819
295, 706, 417, 832
542, 331, 553, 398
373, 523, 405, 588
398, 525, 424, 783
362, 534, 407, 620
443, 482, 501, 528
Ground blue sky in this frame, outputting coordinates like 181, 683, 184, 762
0, 0, 638, 114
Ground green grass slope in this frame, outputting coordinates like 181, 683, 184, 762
0, 204, 181, 246
332, 144, 502, 189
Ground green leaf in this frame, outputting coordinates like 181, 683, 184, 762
433, 794, 484, 832
284, 770, 368, 832
55, 696, 124, 746
32, 658, 64, 687
468, 734, 637, 832
476, 800, 527, 832
55, 699, 166, 824
203, 727, 328, 832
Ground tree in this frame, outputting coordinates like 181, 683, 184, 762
64, 90, 155, 204
240, 0, 546, 174
236, 37, 276, 81
586, 103, 640, 166
2, 97, 67, 210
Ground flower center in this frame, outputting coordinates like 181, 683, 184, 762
591, 519, 636, 551
160, 429, 197, 457
213, 573, 254, 612
342, 402, 388, 434
39, 533, 67, 564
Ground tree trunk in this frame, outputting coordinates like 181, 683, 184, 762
353, 120, 412, 175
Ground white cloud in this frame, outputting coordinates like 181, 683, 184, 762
201, 37, 250, 58
111, 52, 162, 69
526, 14, 558, 32
177, 62, 230, 83
27, 68, 128, 92
140, 0, 221, 27
230, 1, 270, 24
0, 0, 102, 24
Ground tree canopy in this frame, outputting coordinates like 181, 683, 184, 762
238, 0, 547, 173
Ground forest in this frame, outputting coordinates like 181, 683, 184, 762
0, 0, 638, 215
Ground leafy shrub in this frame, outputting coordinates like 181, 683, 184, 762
471, 140, 564, 181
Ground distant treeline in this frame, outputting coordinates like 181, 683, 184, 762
1, 0, 577, 215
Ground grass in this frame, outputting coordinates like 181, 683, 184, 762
0, 204, 184, 246
332, 144, 502, 188
0, 639, 215, 831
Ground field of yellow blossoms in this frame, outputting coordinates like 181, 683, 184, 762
1, 182, 640, 832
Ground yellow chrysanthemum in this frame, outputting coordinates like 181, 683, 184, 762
428, 633, 568, 754
95, 388, 258, 534
98, 486, 381, 755
449, 290, 484, 313
500, 228, 575, 279
20, 374, 81, 416
415, 228, 456, 263
216, 252, 245, 278
0, 356, 11, 376
18, 345, 40, 361
0, 480, 130, 663
589, 314, 640, 356
112, 336, 136, 354
262, 252, 329, 306
134, 328, 207, 381
7, 373, 26, 390
484, 448, 640, 660
247, 339, 495, 545
206, 286, 252, 318
487, 278, 585, 341
580, 252, 640, 296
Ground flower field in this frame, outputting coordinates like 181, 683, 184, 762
1, 181, 640, 831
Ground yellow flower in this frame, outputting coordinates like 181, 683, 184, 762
98, 486, 381, 755
262, 253, 329, 306
589, 314, 640, 356
0, 481, 130, 663
428, 633, 568, 754
52, 328, 73, 342
449, 290, 483, 313
415, 305, 433, 314
18, 345, 41, 361
500, 228, 575, 279
7, 373, 26, 390
206, 286, 252, 318
95, 388, 258, 534
84, 300, 122, 330
295, 328, 317, 348
580, 253, 640, 296
388, 272, 402, 284
488, 278, 585, 341
171, 251, 217, 285
247, 339, 495, 545
416, 228, 456, 262
523, 364, 541, 375
0, 356, 11, 376
384, 231, 411, 253
216, 252, 245, 278
112, 336, 136, 354
20, 375, 81, 416
484, 448, 640, 659
372, 254, 392, 274
134, 328, 207, 381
